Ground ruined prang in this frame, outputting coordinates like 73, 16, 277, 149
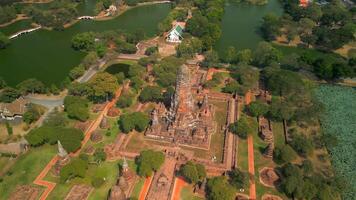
263, 142, 274, 158
57, 140, 68, 158
145, 65, 215, 149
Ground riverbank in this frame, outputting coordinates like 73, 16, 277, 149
0, 14, 29, 28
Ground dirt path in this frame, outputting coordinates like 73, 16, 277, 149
138, 176, 153, 200
171, 177, 188, 200
248, 135, 256, 200
32, 84, 126, 200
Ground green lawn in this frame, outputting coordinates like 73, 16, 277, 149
273, 44, 343, 60
0, 145, 56, 200
131, 177, 145, 199
249, 117, 288, 199
272, 122, 285, 148
181, 186, 204, 200
237, 138, 248, 173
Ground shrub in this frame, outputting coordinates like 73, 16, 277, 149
5, 122, 12, 136
60, 158, 88, 183
91, 177, 105, 188
290, 134, 314, 157
145, 46, 158, 56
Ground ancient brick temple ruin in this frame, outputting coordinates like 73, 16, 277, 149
145, 64, 215, 149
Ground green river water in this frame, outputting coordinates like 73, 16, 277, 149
0, 3, 171, 87
215, 0, 282, 54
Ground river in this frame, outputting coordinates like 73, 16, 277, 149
215, 0, 283, 54
0, 3, 171, 87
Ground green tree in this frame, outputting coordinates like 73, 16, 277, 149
247, 100, 268, 117
0, 31, 10, 49
139, 86, 162, 103
94, 148, 107, 164
5, 122, 12, 135
81, 51, 98, 69
118, 112, 149, 133
0, 77, 6, 89
23, 104, 43, 124
16, 79, 45, 94
261, 13, 281, 41
71, 32, 96, 51
60, 158, 88, 183
201, 50, 220, 68
88, 72, 118, 101
231, 65, 260, 92
180, 161, 206, 183
229, 116, 256, 139
223, 46, 237, 64
0, 87, 20, 103
207, 176, 236, 200
64, 95, 89, 121
136, 150, 165, 177
253, 42, 281, 67
273, 145, 297, 164
290, 134, 314, 157
236, 49, 252, 64
69, 65, 85, 80
116, 92, 134, 108
228, 168, 249, 190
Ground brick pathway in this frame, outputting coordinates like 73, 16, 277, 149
33, 84, 126, 200
248, 135, 256, 200
138, 176, 153, 200
171, 177, 188, 200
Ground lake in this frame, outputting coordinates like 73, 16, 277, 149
215, 0, 283, 54
0, 3, 171, 87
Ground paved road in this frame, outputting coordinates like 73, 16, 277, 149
25, 96, 64, 109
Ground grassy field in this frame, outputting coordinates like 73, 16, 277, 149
0, 144, 56, 200
46, 161, 120, 200
181, 186, 204, 200
271, 122, 285, 148
131, 177, 145, 199
273, 44, 343, 60
249, 117, 288, 199
46, 159, 138, 200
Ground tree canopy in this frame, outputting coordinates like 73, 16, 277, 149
118, 112, 149, 133
136, 150, 165, 177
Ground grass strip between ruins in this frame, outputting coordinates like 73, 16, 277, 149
0, 144, 56, 200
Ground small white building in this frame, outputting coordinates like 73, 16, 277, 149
166, 24, 184, 43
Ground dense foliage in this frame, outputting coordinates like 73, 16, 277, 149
60, 158, 88, 183
64, 95, 90, 121
0, 5, 16, 24
136, 150, 165, 177
25, 125, 84, 153
179, 161, 206, 183
118, 112, 149, 133
207, 176, 236, 200
24, 0, 79, 29
0, 32, 10, 49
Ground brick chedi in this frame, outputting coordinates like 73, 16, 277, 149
145, 64, 215, 149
